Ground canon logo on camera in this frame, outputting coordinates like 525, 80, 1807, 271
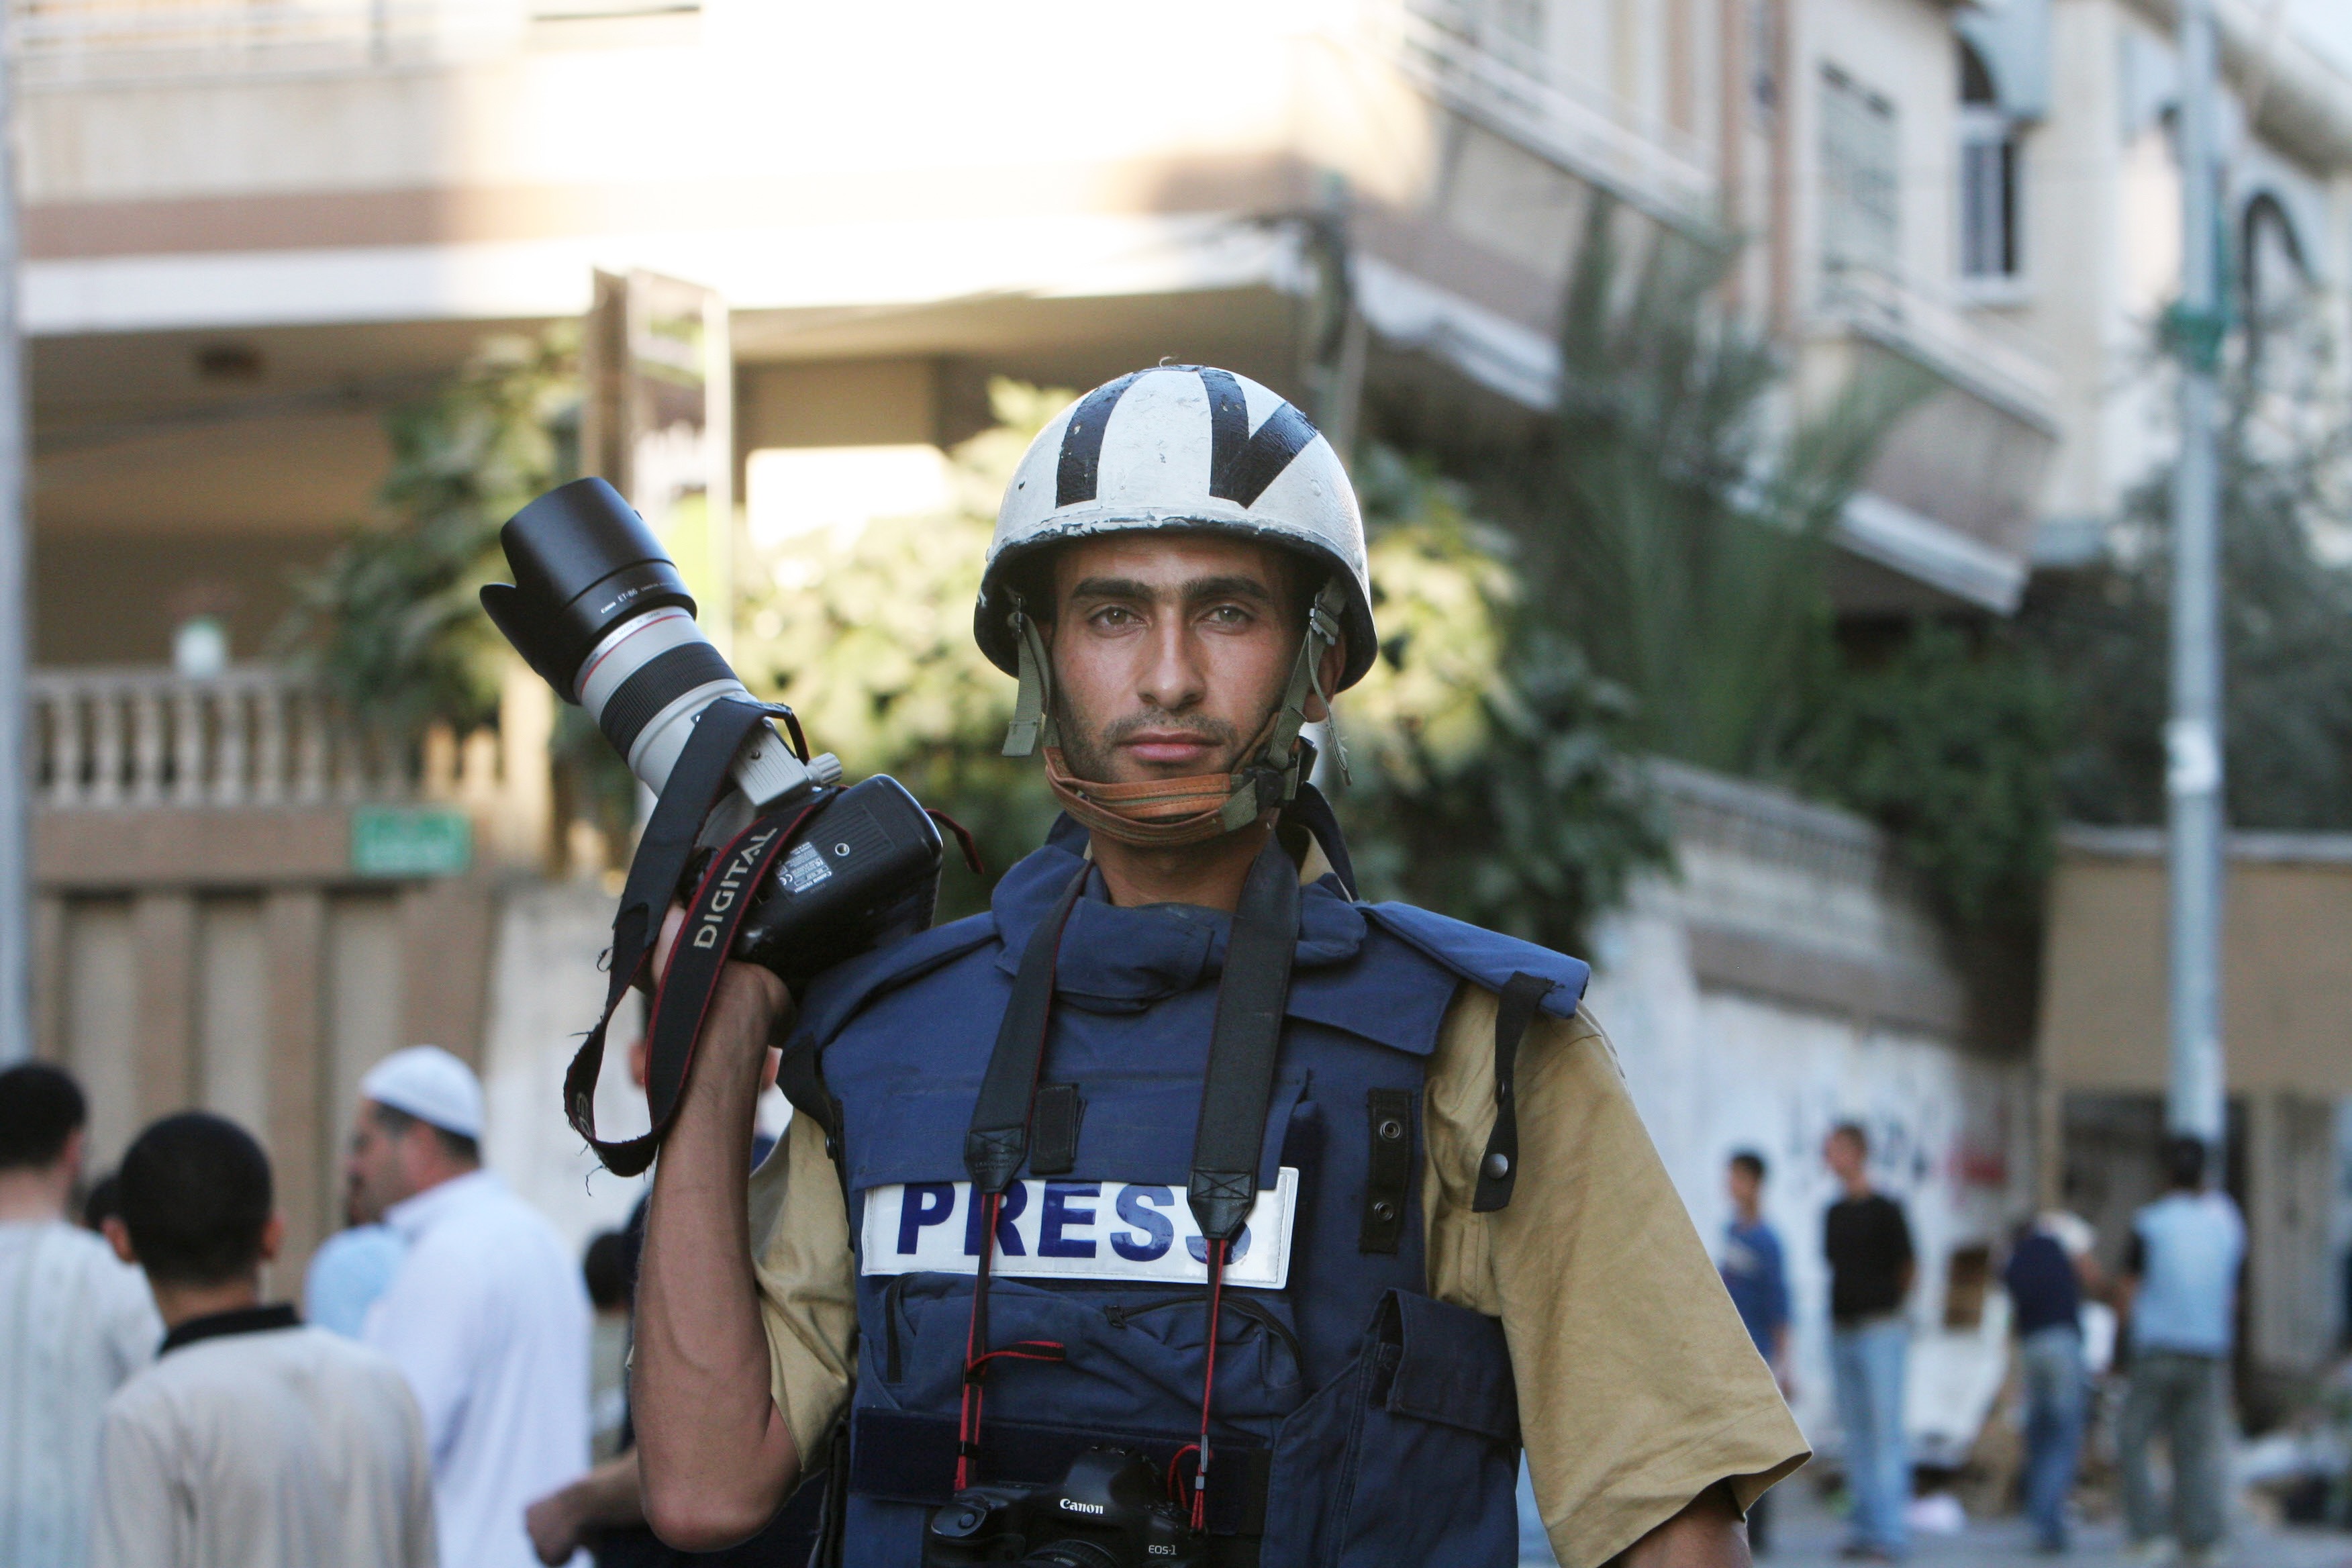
1058, 1498, 1106, 1515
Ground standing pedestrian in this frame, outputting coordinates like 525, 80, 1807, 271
1824, 1120, 1914, 1563
2116, 1135, 2243, 1567
1720, 1149, 1794, 1555
0, 1062, 162, 1568
91, 1112, 435, 1568
349, 1046, 591, 1568
2004, 1215, 2088, 1553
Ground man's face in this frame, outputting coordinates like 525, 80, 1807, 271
1046, 534, 1308, 785
344, 1104, 420, 1226
1728, 1165, 1761, 1214
1823, 1131, 1865, 1184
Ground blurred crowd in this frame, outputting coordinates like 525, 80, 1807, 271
1710, 1128, 2245, 1565
0, 1045, 822, 1568
0, 1052, 2263, 1568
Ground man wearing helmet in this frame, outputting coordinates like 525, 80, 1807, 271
631, 368, 1807, 1567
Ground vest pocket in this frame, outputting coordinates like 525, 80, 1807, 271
1263, 1289, 1522, 1568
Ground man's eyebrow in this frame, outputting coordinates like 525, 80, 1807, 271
1065, 575, 1277, 604
1181, 575, 1277, 605
1066, 575, 1157, 602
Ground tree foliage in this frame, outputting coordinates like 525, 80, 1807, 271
1794, 622, 2064, 930
1338, 447, 1667, 954
2021, 379, 2352, 832
1518, 195, 1931, 777
279, 332, 578, 740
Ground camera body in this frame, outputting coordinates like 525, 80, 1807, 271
924, 1449, 1208, 1567
482, 477, 944, 983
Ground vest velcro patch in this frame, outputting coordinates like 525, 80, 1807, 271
860, 1170, 1299, 1289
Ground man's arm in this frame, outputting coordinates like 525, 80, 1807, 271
633, 933, 800, 1550
1421, 997, 1805, 1567
1615, 1484, 1751, 1568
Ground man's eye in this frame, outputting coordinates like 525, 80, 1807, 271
1091, 606, 1137, 628
1206, 605, 1251, 625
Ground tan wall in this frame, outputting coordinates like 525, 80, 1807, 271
32, 805, 499, 1283
2039, 846, 2352, 1095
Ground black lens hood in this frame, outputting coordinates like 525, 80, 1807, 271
482, 477, 698, 699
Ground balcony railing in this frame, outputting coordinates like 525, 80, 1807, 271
1814, 262, 2061, 430
32, 665, 414, 809
1390, 0, 1718, 233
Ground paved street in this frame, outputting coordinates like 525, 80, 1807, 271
1513, 1465, 2352, 1568
1751, 1481, 2352, 1568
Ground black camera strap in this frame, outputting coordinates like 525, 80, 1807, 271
562, 695, 791, 1177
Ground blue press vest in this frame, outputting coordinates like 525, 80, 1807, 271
791, 818, 1588, 1565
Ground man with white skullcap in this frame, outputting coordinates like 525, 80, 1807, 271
349, 1046, 592, 1568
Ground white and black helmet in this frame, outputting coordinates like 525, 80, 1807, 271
974, 364, 1377, 691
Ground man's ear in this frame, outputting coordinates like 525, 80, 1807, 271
258, 1213, 285, 1265
101, 1215, 136, 1266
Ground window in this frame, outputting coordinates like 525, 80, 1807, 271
2241, 193, 2310, 327
1958, 41, 2022, 285
1821, 65, 1900, 286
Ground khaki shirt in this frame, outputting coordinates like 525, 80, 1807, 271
750, 969, 1808, 1567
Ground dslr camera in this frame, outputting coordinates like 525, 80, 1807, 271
924, 1449, 1208, 1567
481, 477, 944, 985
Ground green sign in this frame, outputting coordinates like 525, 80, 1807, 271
351, 806, 473, 879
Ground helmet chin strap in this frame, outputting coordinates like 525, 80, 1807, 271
1006, 579, 1350, 848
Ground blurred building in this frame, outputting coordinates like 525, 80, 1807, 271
13, 0, 2352, 1412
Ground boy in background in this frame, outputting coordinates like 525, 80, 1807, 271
93, 1112, 436, 1568
1720, 1149, 1794, 1554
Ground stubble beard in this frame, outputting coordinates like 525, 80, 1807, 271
1051, 691, 1244, 784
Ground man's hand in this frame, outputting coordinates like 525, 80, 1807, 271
524, 1453, 644, 1564
1616, 1483, 1752, 1568
633, 907, 801, 1549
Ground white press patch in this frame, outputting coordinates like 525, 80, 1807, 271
860, 1170, 1298, 1289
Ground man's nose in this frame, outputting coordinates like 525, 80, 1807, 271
1135, 615, 1204, 712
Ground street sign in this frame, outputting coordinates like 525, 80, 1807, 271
351, 806, 473, 878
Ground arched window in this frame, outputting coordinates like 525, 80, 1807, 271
2241, 193, 2309, 326
1958, 39, 2021, 285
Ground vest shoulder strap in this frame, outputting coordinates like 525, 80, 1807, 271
1356, 903, 1591, 1020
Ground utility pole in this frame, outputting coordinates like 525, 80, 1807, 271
2167, 0, 2226, 1146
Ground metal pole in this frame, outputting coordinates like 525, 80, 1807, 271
2166, 0, 2226, 1146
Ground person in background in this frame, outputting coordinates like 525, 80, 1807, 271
81, 1170, 119, 1232
0, 1062, 162, 1568
305, 1187, 407, 1340
2004, 1215, 2088, 1554
91, 1112, 436, 1568
584, 1230, 634, 1463
2116, 1135, 2244, 1568
1720, 1149, 1793, 1555
349, 1045, 591, 1568
1823, 1120, 1914, 1564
